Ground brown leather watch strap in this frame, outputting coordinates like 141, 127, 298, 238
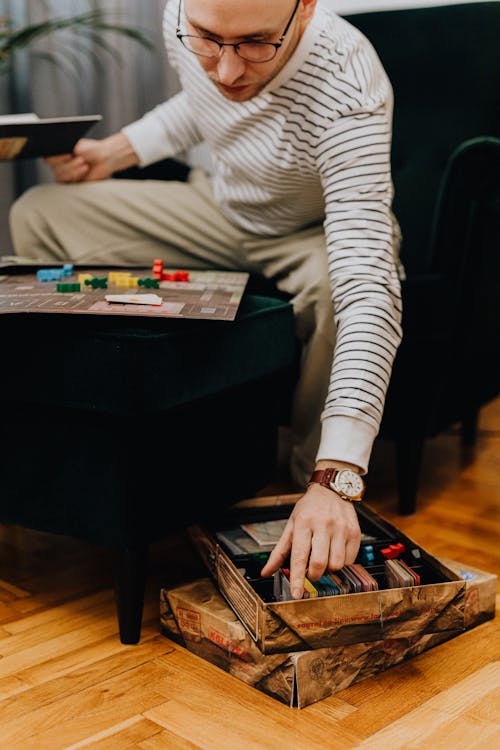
308, 468, 339, 487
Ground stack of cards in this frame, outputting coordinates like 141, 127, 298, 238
216, 520, 421, 600
216, 528, 271, 555
240, 520, 287, 546
216, 519, 288, 556
385, 558, 421, 588
339, 564, 379, 593
274, 563, 378, 601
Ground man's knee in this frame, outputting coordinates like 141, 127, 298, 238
294, 276, 335, 344
9, 184, 58, 256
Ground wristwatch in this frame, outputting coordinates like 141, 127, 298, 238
308, 467, 365, 502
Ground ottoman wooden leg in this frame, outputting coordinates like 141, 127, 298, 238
115, 545, 149, 644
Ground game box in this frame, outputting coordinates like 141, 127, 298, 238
0, 114, 101, 160
188, 497, 467, 654
160, 560, 496, 708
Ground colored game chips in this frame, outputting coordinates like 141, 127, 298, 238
214, 517, 422, 602
274, 563, 379, 601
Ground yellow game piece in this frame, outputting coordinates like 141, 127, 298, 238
109, 271, 130, 284
109, 272, 139, 288
78, 273, 93, 285
115, 275, 133, 287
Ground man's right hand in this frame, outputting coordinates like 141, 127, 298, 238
45, 132, 140, 184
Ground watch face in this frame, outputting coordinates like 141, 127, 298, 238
332, 469, 364, 499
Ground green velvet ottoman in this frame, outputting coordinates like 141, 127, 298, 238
0, 291, 296, 643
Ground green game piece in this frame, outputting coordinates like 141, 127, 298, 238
251, 552, 271, 564
85, 277, 108, 289
138, 277, 159, 289
56, 282, 81, 293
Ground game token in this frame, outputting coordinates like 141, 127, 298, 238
138, 277, 160, 289
152, 259, 164, 278
84, 277, 108, 289
37, 268, 65, 282
56, 282, 81, 293
381, 542, 405, 559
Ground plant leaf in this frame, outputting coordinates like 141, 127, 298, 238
0, 11, 153, 64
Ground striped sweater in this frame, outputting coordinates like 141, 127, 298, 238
123, 1, 403, 473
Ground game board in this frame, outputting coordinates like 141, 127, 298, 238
0, 268, 249, 322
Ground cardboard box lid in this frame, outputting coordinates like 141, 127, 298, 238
160, 557, 495, 709
189, 501, 466, 653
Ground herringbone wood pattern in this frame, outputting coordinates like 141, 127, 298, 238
0, 399, 499, 749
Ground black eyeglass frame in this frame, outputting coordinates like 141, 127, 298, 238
176, 0, 301, 63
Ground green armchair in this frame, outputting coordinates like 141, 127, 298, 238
346, 2, 500, 513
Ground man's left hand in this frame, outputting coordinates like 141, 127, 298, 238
260, 483, 361, 599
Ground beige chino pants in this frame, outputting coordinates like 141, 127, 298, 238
10, 169, 336, 486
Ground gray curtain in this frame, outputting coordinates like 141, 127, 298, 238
0, 0, 179, 252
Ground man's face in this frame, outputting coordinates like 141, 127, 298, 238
183, 0, 316, 102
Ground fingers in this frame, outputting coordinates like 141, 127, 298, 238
52, 156, 90, 184
307, 530, 330, 580
310, 521, 361, 579
44, 154, 72, 167
344, 533, 361, 565
328, 530, 349, 571
289, 526, 312, 599
261, 490, 362, 602
73, 137, 97, 157
260, 520, 293, 577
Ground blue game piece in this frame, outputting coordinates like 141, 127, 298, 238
37, 269, 59, 282
37, 267, 72, 282
360, 544, 375, 566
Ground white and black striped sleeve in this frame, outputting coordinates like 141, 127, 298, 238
315, 100, 403, 470
122, 90, 203, 167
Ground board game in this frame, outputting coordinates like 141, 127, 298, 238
0, 265, 249, 322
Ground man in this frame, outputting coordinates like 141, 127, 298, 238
9, 0, 402, 599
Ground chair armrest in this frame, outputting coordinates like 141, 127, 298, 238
422, 138, 500, 411
430, 136, 500, 284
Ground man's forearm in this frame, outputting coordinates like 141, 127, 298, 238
102, 132, 140, 174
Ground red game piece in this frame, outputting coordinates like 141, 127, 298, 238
152, 259, 164, 278
380, 542, 406, 560
160, 270, 190, 282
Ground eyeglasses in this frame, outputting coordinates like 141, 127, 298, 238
176, 0, 301, 63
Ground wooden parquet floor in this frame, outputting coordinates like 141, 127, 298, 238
0, 399, 499, 749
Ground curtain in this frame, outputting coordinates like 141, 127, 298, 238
0, 0, 178, 252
